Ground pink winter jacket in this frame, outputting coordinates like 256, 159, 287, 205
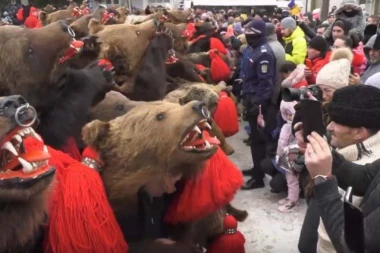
276, 101, 297, 156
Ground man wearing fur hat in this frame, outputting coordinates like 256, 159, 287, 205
303, 85, 380, 253
295, 48, 353, 252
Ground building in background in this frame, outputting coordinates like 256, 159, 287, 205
109, 0, 183, 9
307, 0, 377, 15
363, 0, 380, 14
16, 0, 380, 16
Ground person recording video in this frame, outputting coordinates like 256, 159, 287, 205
296, 85, 380, 253
290, 48, 353, 252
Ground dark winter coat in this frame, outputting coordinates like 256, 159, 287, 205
313, 152, 380, 252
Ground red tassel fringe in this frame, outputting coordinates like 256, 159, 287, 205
60, 137, 82, 161
165, 148, 243, 224
209, 50, 231, 83
20, 137, 129, 253
46, 160, 128, 253
213, 91, 239, 137
210, 37, 227, 55
206, 215, 245, 253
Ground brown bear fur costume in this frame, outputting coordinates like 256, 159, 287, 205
82, 100, 219, 252
39, 4, 76, 26
187, 51, 230, 70
163, 9, 193, 24
113, 31, 173, 101
0, 21, 79, 108
42, 4, 56, 13
162, 22, 187, 38
82, 101, 218, 209
88, 18, 163, 78
0, 21, 116, 150
163, 22, 188, 54
69, 6, 107, 39
0, 95, 55, 253
68, 35, 102, 69
164, 83, 235, 155
115, 6, 128, 23
165, 53, 207, 85
90, 91, 144, 122
124, 11, 164, 25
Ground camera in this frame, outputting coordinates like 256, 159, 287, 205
282, 85, 323, 102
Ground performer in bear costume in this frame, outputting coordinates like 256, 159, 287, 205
13, 99, 245, 253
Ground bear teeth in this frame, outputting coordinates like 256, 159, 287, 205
13, 134, 22, 143
18, 157, 48, 174
2, 142, 18, 156
193, 125, 201, 134
180, 134, 189, 145
18, 157, 33, 173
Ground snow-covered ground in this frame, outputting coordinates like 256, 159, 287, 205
229, 123, 307, 253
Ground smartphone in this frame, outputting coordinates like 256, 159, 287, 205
351, 67, 354, 75
299, 99, 325, 142
344, 187, 365, 253
259, 105, 262, 115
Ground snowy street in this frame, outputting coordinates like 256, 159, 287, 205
229, 123, 307, 253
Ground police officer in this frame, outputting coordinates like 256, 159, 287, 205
240, 20, 277, 190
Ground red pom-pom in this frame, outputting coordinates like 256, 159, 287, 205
210, 37, 227, 55
165, 148, 243, 224
209, 50, 231, 83
206, 215, 245, 253
224, 214, 238, 229
213, 92, 239, 137
43, 147, 128, 253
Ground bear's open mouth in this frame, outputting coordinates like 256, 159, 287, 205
102, 11, 115, 24
0, 126, 54, 185
166, 49, 178, 64
59, 39, 84, 64
180, 119, 220, 152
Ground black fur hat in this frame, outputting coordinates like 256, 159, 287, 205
328, 85, 380, 129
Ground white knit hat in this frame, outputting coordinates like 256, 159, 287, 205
316, 48, 352, 90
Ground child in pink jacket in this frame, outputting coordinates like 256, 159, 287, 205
276, 101, 299, 213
